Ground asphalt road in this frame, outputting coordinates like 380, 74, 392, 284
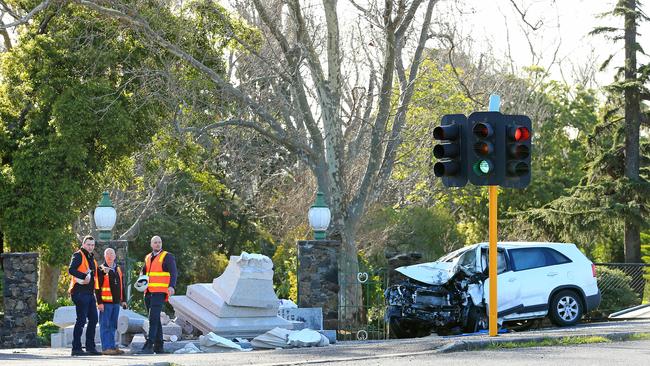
1, 320, 649, 366
331, 340, 650, 366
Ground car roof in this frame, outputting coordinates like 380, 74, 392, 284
474, 241, 576, 249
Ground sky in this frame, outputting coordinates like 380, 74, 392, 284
448, 0, 649, 87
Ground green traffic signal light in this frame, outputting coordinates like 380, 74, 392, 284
473, 159, 493, 176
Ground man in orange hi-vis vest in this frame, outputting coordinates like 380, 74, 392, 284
97, 248, 127, 355
137, 235, 177, 354
68, 235, 101, 356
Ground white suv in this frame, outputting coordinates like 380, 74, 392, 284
385, 242, 601, 337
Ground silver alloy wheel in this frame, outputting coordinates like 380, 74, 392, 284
556, 295, 579, 321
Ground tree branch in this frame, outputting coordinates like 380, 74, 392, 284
0, 0, 51, 29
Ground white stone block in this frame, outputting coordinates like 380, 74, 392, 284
187, 283, 278, 318
212, 255, 278, 308
169, 295, 293, 338
53, 306, 80, 328
278, 308, 323, 330
142, 320, 182, 338
50, 331, 65, 348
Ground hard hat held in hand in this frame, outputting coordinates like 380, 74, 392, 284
134, 275, 149, 292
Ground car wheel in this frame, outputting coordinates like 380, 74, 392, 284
549, 290, 583, 326
464, 305, 488, 333
388, 316, 416, 338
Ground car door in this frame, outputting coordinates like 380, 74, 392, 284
481, 246, 522, 315
507, 247, 572, 310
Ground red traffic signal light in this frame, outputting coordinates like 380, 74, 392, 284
502, 117, 532, 188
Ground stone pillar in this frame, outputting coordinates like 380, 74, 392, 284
386, 252, 422, 287
1, 252, 39, 348
297, 240, 340, 330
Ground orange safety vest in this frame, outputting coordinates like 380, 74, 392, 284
100, 266, 123, 303
68, 250, 99, 294
144, 251, 171, 300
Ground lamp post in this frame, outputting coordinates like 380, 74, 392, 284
94, 191, 116, 241
308, 191, 331, 240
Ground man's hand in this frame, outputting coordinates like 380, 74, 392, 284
168, 287, 175, 296
121, 302, 128, 309
97, 304, 104, 312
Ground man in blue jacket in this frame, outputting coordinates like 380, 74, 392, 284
68, 235, 102, 356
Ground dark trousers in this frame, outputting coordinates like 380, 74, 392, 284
145, 292, 166, 345
71, 291, 98, 351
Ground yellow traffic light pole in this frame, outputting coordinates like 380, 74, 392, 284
488, 94, 500, 337
489, 185, 498, 336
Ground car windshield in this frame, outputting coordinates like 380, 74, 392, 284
437, 246, 474, 263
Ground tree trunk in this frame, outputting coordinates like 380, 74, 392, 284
38, 258, 60, 304
623, 0, 641, 263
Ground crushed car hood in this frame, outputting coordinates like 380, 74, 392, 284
396, 261, 459, 285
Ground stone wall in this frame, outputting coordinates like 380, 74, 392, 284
297, 240, 340, 330
386, 252, 423, 286
1, 252, 39, 348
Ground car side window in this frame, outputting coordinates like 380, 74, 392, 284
480, 249, 508, 274
510, 247, 572, 271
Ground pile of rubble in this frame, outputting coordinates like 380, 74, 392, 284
51, 252, 333, 352
168, 252, 295, 339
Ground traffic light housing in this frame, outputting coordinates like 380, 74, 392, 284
467, 112, 505, 186
502, 115, 532, 188
433, 114, 468, 187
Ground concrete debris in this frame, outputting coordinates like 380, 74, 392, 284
278, 299, 298, 309
163, 334, 179, 342
212, 254, 279, 308
174, 315, 196, 335
199, 332, 251, 351
174, 342, 202, 354
142, 320, 182, 338
278, 307, 323, 330
117, 309, 148, 334
129, 334, 197, 354
170, 295, 294, 338
53, 306, 90, 328
250, 327, 292, 349
287, 329, 329, 347
160, 311, 171, 326
187, 283, 278, 318
250, 327, 330, 349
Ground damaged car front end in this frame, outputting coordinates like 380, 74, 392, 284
385, 246, 488, 337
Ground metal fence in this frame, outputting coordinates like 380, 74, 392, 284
337, 258, 388, 341
592, 263, 650, 316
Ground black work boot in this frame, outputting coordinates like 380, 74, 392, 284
136, 340, 154, 355
153, 342, 167, 354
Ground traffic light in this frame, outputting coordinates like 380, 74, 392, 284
433, 114, 468, 187
467, 112, 505, 186
502, 115, 532, 188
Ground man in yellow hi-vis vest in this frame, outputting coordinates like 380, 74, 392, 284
137, 235, 177, 354
68, 235, 101, 356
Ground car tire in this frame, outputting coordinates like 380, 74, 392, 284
464, 305, 487, 333
388, 316, 417, 338
549, 290, 583, 326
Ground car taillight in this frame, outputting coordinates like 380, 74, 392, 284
591, 263, 597, 277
